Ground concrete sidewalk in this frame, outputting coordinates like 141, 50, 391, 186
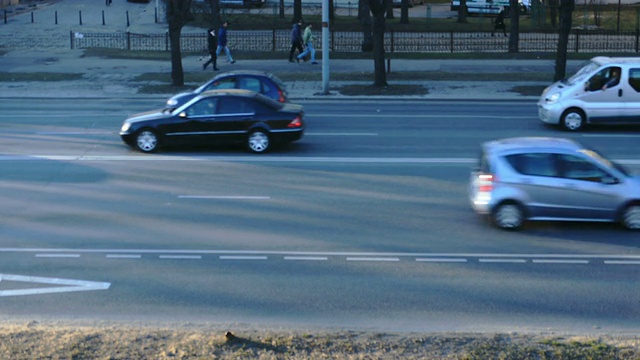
0, 0, 566, 100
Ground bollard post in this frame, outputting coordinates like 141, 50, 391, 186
155, 7, 158, 23
386, 58, 391, 73
79, 10, 82, 25
102, 10, 105, 25
31, 11, 34, 23
126, 11, 130, 27
55, 10, 58, 24
4, 10, 7, 24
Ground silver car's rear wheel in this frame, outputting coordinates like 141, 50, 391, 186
561, 109, 585, 132
247, 130, 270, 153
492, 203, 524, 230
621, 204, 640, 230
135, 129, 159, 153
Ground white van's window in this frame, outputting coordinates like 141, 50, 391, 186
629, 68, 640, 92
586, 67, 621, 92
565, 61, 599, 85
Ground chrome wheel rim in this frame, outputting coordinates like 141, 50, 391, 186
623, 205, 640, 230
248, 132, 269, 153
136, 131, 158, 152
564, 112, 583, 131
495, 204, 523, 229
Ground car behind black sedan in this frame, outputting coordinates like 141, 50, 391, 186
166, 70, 289, 109
120, 89, 304, 153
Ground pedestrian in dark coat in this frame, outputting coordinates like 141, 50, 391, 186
289, 19, 304, 63
492, 8, 507, 37
203, 28, 219, 71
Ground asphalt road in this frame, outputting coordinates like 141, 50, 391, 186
1, 98, 639, 333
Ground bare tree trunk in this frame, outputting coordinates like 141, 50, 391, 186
457, 0, 467, 23
279, 0, 285, 18
359, 0, 373, 52
166, 0, 193, 87
548, 0, 559, 28
368, 0, 388, 87
386, 0, 394, 19
508, 0, 519, 53
294, 0, 302, 22
554, 0, 574, 81
400, 0, 409, 24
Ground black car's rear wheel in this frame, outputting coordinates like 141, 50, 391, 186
135, 129, 160, 153
247, 130, 270, 153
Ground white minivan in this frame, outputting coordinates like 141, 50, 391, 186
538, 56, 640, 131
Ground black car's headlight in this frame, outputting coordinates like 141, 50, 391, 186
120, 123, 132, 133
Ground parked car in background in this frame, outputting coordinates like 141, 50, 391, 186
166, 70, 289, 109
121, 89, 304, 154
469, 137, 640, 230
538, 56, 640, 131
392, 0, 422, 8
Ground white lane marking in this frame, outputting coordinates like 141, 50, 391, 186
308, 114, 537, 119
284, 256, 328, 261
532, 259, 589, 264
479, 259, 527, 263
159, 255, 202, 260
581, 134, 640, 138
604, 260, 640, 265
0, 155, 477, 163
106, 254, 141, 259
35, 131, 114, 135
8, 248, 640, 260
346, 257, 400, 262
0, 274, 110, 297
416, 258, 467, 263
220, 256, 268, 260
35, 254, 80, 258
178, 195, 270, 200
306, 133, 378, 136
2, 155, 640, 165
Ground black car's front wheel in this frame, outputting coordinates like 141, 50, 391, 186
135, 129, 160, 153
247, 130, 270, 153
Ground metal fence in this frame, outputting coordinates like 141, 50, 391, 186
71, 29, 640, 53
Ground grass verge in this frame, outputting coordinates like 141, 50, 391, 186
1, 323, 638, 359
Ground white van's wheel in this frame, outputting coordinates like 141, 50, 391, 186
561, 109, 585, 131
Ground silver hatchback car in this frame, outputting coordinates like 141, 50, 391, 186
469, 137, 640, 230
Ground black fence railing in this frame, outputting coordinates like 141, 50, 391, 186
70, 29, 640, 53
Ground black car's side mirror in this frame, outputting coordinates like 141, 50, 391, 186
179, 111, 188, 118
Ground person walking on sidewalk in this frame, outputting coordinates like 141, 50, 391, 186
216, 21, 235, 64
289, 19, 304, 63
203, 28, 219, 71
297, 23, 317, 64
491, 8, 507, 37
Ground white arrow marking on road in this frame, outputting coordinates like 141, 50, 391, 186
0, 274, 110, 297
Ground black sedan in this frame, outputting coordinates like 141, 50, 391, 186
166, 70, 289, 109
120, 89, 304, 153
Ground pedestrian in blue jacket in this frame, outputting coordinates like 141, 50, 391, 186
216, 21, 235, 64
